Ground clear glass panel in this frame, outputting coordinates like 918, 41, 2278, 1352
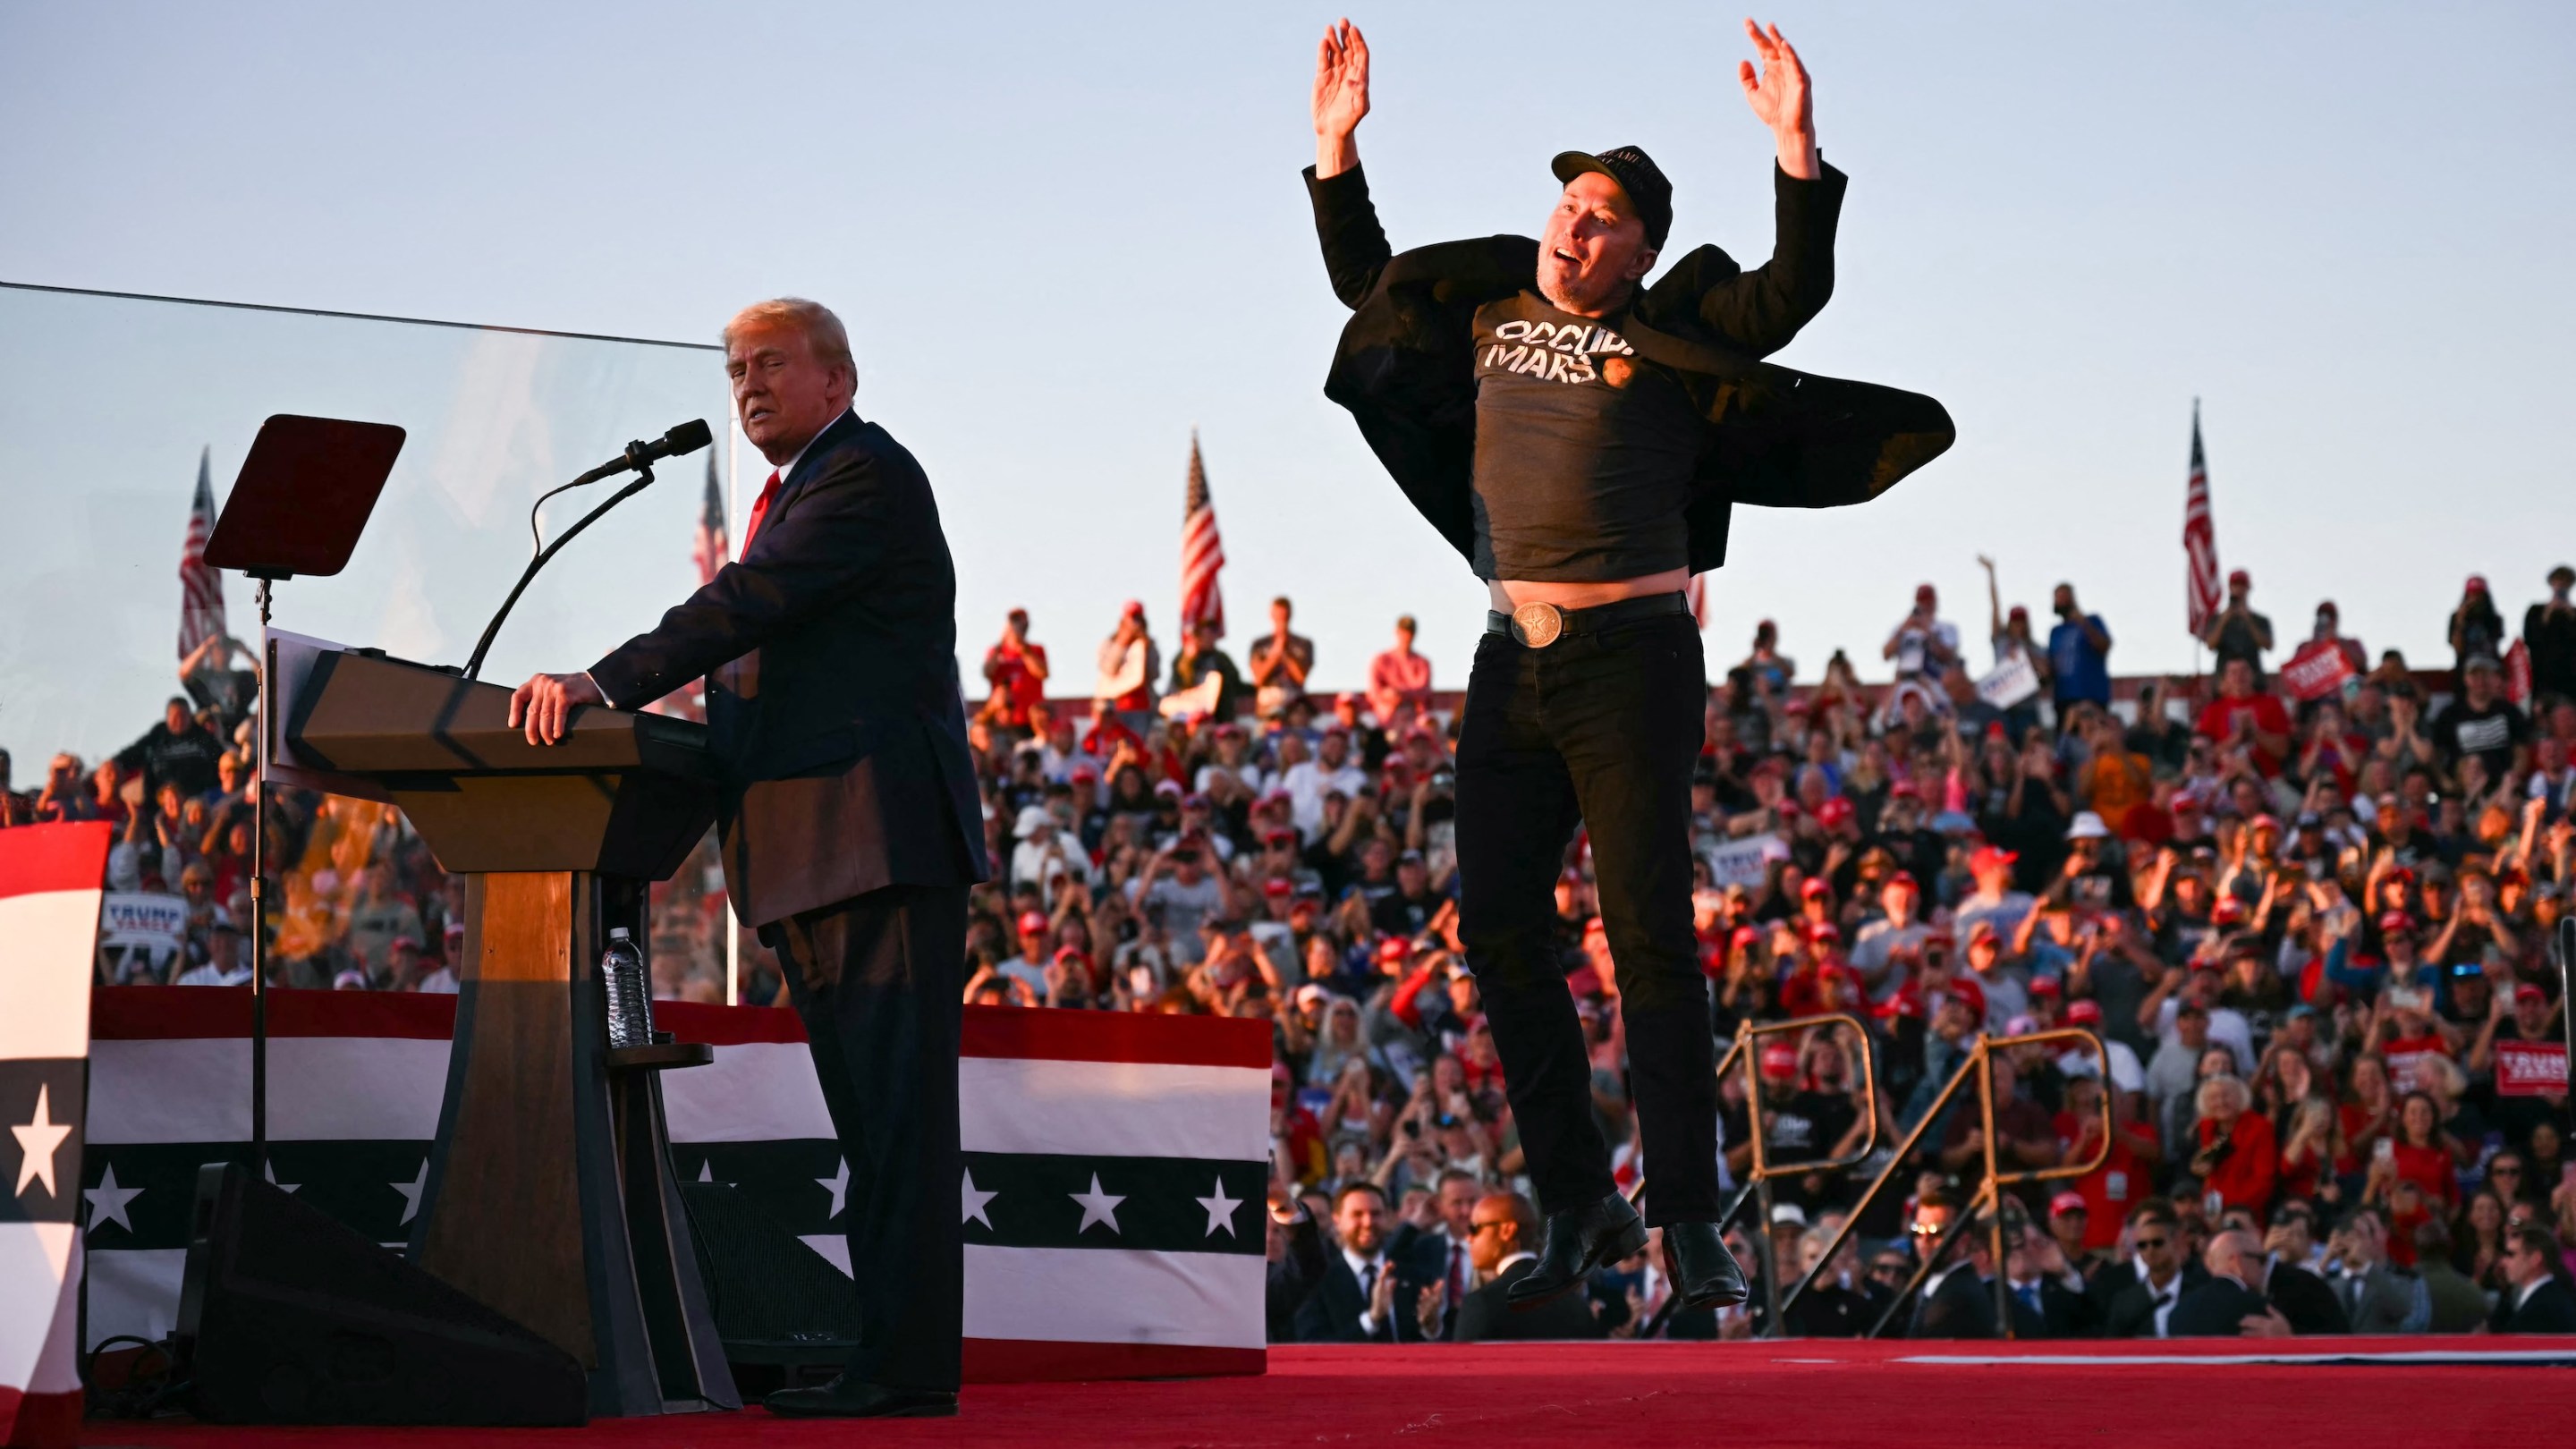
0, 284, 738, 1000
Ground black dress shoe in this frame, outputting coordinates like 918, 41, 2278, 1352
1507, 1191, 1648, 1310
1661, 1219, 1750, 1311
765, 1374, 958, 1419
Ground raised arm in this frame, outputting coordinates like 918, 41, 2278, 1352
1306, 20, 1391, 308
1674, 21, 1838, 354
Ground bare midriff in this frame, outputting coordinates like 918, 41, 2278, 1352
1490, 568, 1690, 613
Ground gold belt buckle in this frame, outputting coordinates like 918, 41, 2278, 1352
1509, 602, 1564, 648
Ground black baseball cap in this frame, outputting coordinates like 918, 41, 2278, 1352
1550, 146, 1674, 250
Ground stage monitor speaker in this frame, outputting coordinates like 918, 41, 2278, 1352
175, 1163, 589, 1426
680, 1179, 862, 1368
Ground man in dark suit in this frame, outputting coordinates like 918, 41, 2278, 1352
1424, 1191, 1603, 1343
1265, 1191, 1330, 1342
1903, 1194, 2002, 1339
512, 298, 987, 1419
2492, 1225, 2576, 1334
1292, 1182, 1436, 1343
2164, 1222, 2328, 1340
2094, 1199, 2207, 1339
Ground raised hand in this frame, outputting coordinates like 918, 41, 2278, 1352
1312, 19, 1371, 177
1738, 19, 1818, 178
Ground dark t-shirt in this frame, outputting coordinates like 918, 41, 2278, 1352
2431, 698, 2528, 779
1468, 293, 1701, 581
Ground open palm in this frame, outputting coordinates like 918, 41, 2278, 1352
1312, 19, 1370, 137
1737, 19, 1810, 138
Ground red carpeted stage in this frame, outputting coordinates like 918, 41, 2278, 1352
80, 1337, 2576, 1448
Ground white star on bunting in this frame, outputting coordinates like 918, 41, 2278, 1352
393, 1159, 428, 1225
85, 1162, 143, 1234
12, 1085, 72, 1198
1070, 1173, 1125, 1235
818, 1157, 850, 1220
696, 1159, 715, 1183
1196, 1177, 1242, 1238
265, 1159, 300, 1195
962, 1167, 998, 1229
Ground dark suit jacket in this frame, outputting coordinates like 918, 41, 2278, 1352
1907, 1264, 2000, 1339
2266, 1263, 2351, 1336
2097, 1263, 2209, 1339
589, 411, 988, 927
1451, 1258, 1605, 1343
1266, 1215, 1329, 1343
1304, 161, 1953, 578
1290, 1224, 1436, 1343
2491, 1276, 2576, 1334
2167, 1275, 2273, 1337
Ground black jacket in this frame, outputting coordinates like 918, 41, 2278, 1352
2166, 1275, 2273, 1337
2096, 1261, 2210, 1339
1450, 1258, 1606, 1343
2265, 1263, 2351, 1336
1290, 1223, 1439, 1343
1266, 1214, 1330, 1342
590, 411, 989, 926
1907, 1264, 2000, 1339
1306, 161, 1952, 579
2491, 1276, 2576, 1334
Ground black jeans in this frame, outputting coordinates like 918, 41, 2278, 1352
1454, 612, 1717, 1224
771, 882, 968, 1393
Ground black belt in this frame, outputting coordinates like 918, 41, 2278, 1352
1484, 591, 1689, 648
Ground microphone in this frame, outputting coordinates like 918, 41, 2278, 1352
565, 418, 714, 488
460, 418, 713, 682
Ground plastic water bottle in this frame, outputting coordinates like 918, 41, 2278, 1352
602, 927, 653, 1050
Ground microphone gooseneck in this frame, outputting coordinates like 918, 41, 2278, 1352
462, 418, 712, 682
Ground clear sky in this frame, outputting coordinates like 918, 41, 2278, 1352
4, 2, 2571, 697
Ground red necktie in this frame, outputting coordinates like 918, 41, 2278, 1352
740, 470, 783, 554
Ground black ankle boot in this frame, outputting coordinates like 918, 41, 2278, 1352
1506, 1191, 1648, 1310
1661, 1219, 1750, 1311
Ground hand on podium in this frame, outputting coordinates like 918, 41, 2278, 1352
509, 672, 605, 745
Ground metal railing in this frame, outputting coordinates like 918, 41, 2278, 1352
1624, 1013, 1878, 1335
1775, 1027, 2110, 1340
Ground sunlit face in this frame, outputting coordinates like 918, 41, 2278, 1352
726, 318, 852, 461
1335, 1190, 1387, 1256
1537, 172, 1657, 316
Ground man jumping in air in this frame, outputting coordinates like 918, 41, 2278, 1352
1305, 17, 1950, 1314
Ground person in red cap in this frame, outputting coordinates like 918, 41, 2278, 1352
1954, 842, 2034, 948
2199, 566, 2274, 681
2449, 572, 2508, 681
978, 607, 1051, 737
2192, 657, 2292, 777
1093, 599, 1160, 728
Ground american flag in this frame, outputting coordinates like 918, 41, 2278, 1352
1179, 431, 1224, 638
691, 449, 729, 586
178, 446, 227, 660
2182, 402, 2222, 637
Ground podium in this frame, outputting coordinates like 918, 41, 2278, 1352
284, 646, 737, 1417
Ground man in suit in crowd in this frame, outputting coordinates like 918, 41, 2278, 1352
1905, 1192, 2013, 1338
512, 298, 987, 1419
1265, 1188, 1330, 1342
2326, 1206, 2428, 1335
1292, 1182, 1436, 1342
1421, 1191, 1604, 1342
2096, 1199, 2208, 1338
2491, 1225, 2576, 1334
2169, 1229, 2331, 1337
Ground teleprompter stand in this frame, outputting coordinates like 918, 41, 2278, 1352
189, 415, 736, 1422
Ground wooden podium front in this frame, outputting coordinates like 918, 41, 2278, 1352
286, 648, 736, 1417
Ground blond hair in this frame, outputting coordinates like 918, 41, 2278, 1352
722, 297, 853, 372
